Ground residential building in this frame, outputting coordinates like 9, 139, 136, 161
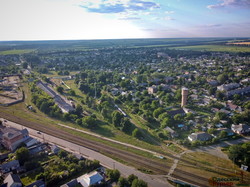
25, 180, 45, 187
0, 160, 20, 174
214, 128, 235, 137
51, 145, 60, 154
3, 174, 22, 187
148, 85, 157, 94
217, 83, 240, 92
60, 179, 78, 187
226, 101, 242, 112
23, 137, 38, 147
231, 124, 250, 135
207, 80, 219, 86
164, 127, 178, 138
226, 86, 250, 98
77, 171, 104, 187
167, 108, 186, 117
188, 132, 212, 142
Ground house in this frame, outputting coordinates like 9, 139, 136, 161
226, 101, 242, 112
0, 127, 29, 151
25, 180, 45, 187
148, 85, 157, 94
77, 171, 104, 187
159, 84, 170, 91
217, 83, 240, 92
28, 143, 46, 155
23, 137, 38, 147
183, 107, 195, 114
0, 160, 20, 174
167, 108, 186, 117
60, 179, 78, 187
207, 80, 218, 86
214, 128, 234, 137
188, 132, 212, 142
3, 174, 22, 187
164, 127, 178, 138
226, 86, 250, 98
165, 76, 174, 83
231, 124, 250, 135
51, 145, 60, 154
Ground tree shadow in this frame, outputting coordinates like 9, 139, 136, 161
90, 121, 115, 138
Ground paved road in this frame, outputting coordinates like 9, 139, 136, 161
194, 137, 250, 159
1, 118, 172, 187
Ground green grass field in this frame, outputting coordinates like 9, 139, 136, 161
171, 45, 250, 52
0, 49, 36, 55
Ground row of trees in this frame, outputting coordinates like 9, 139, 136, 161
228, 142, 250, 170
106, 169, 147, 187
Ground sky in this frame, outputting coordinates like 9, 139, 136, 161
0, 0, 250, 40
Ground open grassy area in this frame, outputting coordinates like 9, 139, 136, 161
181, 152, 250, 183
171, 45, 250, 52
0, 49, 35, 55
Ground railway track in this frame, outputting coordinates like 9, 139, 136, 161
0, 111, 212, 186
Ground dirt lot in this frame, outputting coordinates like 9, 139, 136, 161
0, 76, 23, 105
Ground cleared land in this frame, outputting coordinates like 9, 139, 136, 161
228, 42, 250, 45
0, 49, 35, 55
0, 76, 23, 105
171, 45, 250, 52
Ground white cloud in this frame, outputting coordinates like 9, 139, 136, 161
165, 11, 175, 14
165, 16, 175, 20
207, 0, 250, 9
0, 0, 148, 40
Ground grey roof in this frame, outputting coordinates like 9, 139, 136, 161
77, 171, 103, 187
215, 128, 234, 136
1, 127, 28, 140
226, 86, 250, 97
25, 180, 45, 187
3, 174, 22, 186
167, 108, 186, 117
1, 160, 20, 170
60, 179, 78, 187
232, 124, 250, 133
188, 132, 212, 141
217, 83, 240, 91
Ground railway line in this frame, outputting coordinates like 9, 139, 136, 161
0, 111, 213, 186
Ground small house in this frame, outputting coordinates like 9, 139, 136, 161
188, 132, 212, 142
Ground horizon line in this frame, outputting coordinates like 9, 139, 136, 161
1, 36, 250, 42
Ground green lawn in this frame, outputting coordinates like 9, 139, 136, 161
0, 49, 35, 55
171, 45, 250, 52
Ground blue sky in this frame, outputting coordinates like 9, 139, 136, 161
0, 0, 249, 40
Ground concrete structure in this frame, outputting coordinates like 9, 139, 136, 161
181, 87, 188, 107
